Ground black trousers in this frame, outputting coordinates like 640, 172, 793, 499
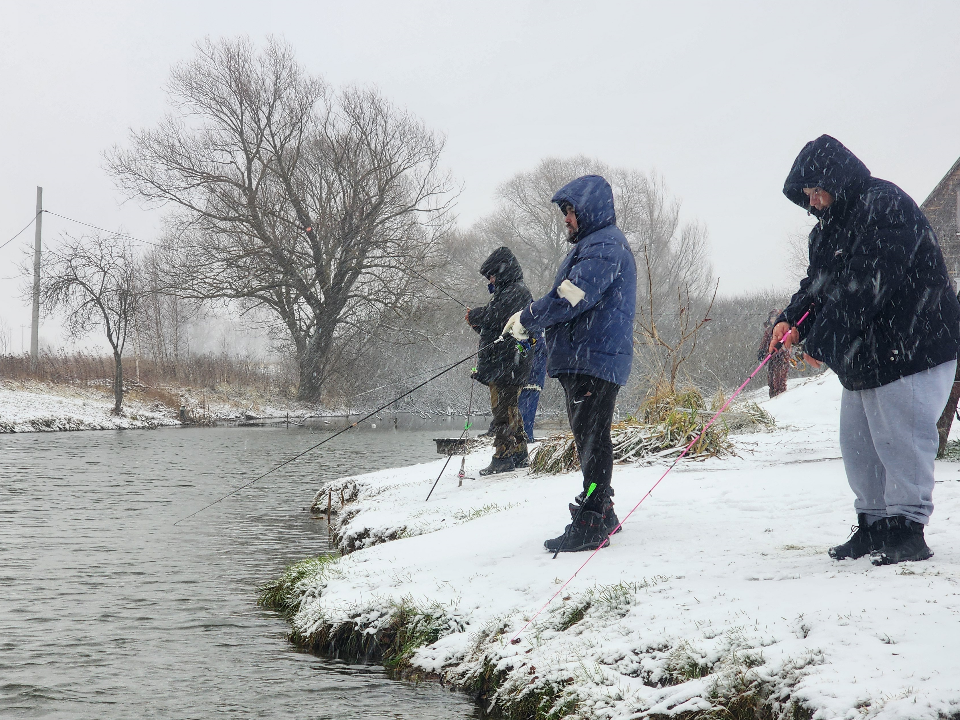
558, 373, 620, 511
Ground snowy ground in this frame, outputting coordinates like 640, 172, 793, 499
287, 372, 960, 720
0, 380, 180, 432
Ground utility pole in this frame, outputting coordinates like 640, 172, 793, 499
30, 187, 42, 372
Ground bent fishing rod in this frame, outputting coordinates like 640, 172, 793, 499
173, 336, 519, 526
509, 311, 811, 643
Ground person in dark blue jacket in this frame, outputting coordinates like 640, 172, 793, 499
771, 135, 960, 565
503, 174, 637, 552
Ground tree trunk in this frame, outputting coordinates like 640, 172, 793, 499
936, 363, 960, 456
296, 334, 331, 402
113, 350, 124, 415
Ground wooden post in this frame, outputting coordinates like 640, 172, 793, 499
30, 187, 42, 373
326, 489, 331, 522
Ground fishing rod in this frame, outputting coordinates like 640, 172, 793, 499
351, 356, 480, 401
455, 378, 478, 486
509, 311, 811, 643
396, 258, 472, 310
173, 342, 495, 526
425, 373, 477, 502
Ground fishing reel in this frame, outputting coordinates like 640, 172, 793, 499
787, 342, 812, 371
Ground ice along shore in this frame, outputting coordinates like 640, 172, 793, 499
262, 374, 960, 720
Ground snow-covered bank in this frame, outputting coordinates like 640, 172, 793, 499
272, 373, 960, 720
0, 378, 494, 434
0, 380, 180, 432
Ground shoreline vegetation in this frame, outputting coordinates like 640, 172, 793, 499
259, 556, 815, 720
259, 374, 960, 720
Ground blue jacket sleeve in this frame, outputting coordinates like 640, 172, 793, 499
519, 236, 624, 331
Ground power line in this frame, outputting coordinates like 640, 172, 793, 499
0, 213, 39, 252
43, 210, 165, 249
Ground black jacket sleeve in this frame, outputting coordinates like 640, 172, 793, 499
467, 305, 487, 334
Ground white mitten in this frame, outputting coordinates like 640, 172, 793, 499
502, 311, 528, 340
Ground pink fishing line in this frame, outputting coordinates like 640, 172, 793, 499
510, 311, 811, 644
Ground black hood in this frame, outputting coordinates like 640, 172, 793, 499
783, 135, 871, 217
479, 246, 523, 284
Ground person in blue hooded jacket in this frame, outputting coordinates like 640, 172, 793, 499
771, 135, 960, 566
503, 174, 637, 552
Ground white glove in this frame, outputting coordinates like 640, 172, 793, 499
502, 311, 528, 340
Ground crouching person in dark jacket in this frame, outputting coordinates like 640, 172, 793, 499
772, 135, 960, 565
467, 247, 534, 476
503, 175, 637, 552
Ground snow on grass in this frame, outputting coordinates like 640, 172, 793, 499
0, 380, 179, 432
278, 372, 960, 719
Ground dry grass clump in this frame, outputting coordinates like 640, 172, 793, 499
531, 386, 750, 475
124, 383, 182, 410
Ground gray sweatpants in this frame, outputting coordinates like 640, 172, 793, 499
839, 360, 957, 525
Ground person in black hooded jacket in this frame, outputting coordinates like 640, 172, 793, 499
466, 247, 533, 475
771, 135, 960, 565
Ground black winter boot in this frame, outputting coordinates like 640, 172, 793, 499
870, 516, 933, 565
828, 513, 882, 560
479, 456, 515, 476
544, 510, 610, 553
569, 488, 621, 535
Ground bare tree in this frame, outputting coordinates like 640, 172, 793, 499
783, 229, 811, 287
37, 233, 140, 414
108, 37, 452, 401
474, 158, 712, 299
0, 317, 10, 355
626, 172, 713, 307
635, 242, 719, 393
136, 247, 202, 375
471, 157, 714, 402
473, 157, 602, 295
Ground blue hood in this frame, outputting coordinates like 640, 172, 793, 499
551, 175, 617, 241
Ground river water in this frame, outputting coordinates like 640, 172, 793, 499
0, 417, 483, 719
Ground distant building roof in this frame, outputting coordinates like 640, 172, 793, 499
921, 155, 960, 281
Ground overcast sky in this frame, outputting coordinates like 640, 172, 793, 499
2, 0, 960, 351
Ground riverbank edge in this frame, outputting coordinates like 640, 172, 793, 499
0, 378, 511, 434
260, 483, 818, 720
259, 554, 815, 720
